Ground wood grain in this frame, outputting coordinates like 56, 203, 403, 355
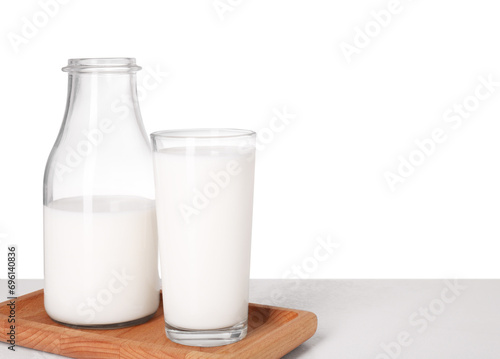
0, 290, 317, 358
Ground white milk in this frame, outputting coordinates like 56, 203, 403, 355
44, 196, 160, 326
154, 146, 255, 330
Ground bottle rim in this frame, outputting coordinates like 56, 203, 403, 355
62, 58, 141, 73
151, 128, 256, 139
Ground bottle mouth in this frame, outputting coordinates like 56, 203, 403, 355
62, 58, 141, 73
151, 128, 256, 139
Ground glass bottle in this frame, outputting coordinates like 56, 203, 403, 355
43, 58, 160, 328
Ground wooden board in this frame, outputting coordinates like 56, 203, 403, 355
0, 290, 317, 358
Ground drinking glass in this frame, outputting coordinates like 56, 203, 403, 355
151, 129, 256, 347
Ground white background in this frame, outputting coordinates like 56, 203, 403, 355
1, 0, 500, 279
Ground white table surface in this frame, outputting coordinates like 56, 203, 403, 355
1, 279, 499, 358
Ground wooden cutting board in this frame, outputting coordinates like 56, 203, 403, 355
0, 290, 317, 358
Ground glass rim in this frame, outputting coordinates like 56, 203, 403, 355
62, 58, 141, 73
150, 128, 256, 140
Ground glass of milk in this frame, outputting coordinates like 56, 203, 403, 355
151, 129, 256, 347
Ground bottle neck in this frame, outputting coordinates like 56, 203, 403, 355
67, 72, 140, 121
44, 59, 154, 204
